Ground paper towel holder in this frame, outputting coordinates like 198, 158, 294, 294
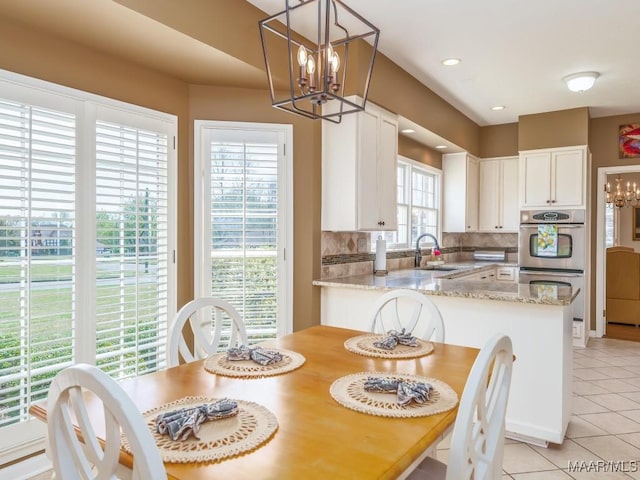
374, 235, 388, 276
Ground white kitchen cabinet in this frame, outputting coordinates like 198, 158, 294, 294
322, 98, 398, 231
519, 146, 587, 209
478, 156, 519, 232
443, 152, 479, 232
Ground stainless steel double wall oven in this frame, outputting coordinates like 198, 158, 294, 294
518, 210, 585, 323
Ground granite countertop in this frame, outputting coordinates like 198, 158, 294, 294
312, 262, 580, 306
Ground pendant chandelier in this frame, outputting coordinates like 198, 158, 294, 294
606, 175, 640, 208
259, 0, 380, 123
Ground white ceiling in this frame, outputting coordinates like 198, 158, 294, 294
3, 0, 639, 150
248, 0, 640, 127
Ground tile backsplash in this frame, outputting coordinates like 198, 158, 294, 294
320, 231, 518, 279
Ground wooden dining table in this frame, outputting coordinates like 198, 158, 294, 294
30, 325, 479, 480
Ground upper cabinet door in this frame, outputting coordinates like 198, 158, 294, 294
478, 159, 500, 231
478, 156, 519, 232
322, 97, 398, 231
520, 151, 552, 208
356, 109, 382, 230
519, 146, 587, 209
501, 157, 520, 231
551, 149, 585, 207
443, 153, 479, 232
375, 114, 399, 230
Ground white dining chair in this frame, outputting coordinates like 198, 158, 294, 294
369, 289, 445, 342
407, 334, 514, 480
47, 363, 166, 480
168, 296, 249, 367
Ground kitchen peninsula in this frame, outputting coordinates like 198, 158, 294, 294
313, 264, 579, 446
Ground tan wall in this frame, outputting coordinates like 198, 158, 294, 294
589, 114, 640, 329
519, 108, 590, 150
366, 52, 481, 156
398, 135, 442, 169
480, 123, 519, 158
189, 85, 321, 332
118, 0, 482, 156
0, 17, 193, 309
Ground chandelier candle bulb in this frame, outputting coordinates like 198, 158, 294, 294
374, 236, 387, 276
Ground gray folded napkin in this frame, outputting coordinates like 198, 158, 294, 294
373, 329, 419, 350
227, 345, 283, 366
155, 398, 239, 441
364, 376, 433, 406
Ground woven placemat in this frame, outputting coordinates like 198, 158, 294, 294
122, 396, 278, 464
344, 334, 434, 359
330, 372, 458, 418
204, 348, 306, 378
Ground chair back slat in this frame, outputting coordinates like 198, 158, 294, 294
168, 297, 249, 367
47, 363, 166, 480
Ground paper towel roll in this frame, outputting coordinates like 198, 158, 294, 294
375, 237, 387, 273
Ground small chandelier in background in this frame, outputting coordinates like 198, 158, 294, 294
606, 175, 640, 208
259, 0, 380, 123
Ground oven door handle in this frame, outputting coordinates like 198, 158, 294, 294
519, 224, 584, 229
519, 271, 583, 277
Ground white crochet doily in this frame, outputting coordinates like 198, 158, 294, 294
344, 334, 434, 359
122, 396, 278, 463
330, 372, 458, 418
204, 349, 306, 378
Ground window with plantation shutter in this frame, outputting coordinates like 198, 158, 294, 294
195, 122, 292, 343
0, 99, 76, 430
0, 70, 176, 462
95, 119, 171, 378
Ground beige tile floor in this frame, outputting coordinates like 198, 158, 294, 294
433, 336, 640, 479
4, 336, 640, 479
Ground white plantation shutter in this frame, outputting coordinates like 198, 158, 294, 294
0, 99, 76, 428
209, 140, 279, 341
95, 120, 170, 378
0, 71, 176, 460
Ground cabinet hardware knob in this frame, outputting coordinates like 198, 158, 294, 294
495, 226, 498, 229
551, 200, 556, 203
546, 200, 551, 203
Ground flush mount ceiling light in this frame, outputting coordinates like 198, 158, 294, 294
563, 72, 600, 93
259, 0, 380, 123
441, 58, 461, 66
490, 105, 505, 111
435, 145, 448, 150
400, 128, 415, 134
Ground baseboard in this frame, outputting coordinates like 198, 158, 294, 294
0, 453, 50, 480
505, 430, 549, 448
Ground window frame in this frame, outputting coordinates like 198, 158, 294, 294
377, 156, 442, 251
0, 68, 177, 462
194, 120, 293, 339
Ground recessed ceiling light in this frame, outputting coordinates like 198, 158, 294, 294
491, 105, 505, 111
441, 58, 461, 66
435, 145, 448, 150
400, 128, 416, 134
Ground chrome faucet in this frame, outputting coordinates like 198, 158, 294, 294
415, 233, 440, 267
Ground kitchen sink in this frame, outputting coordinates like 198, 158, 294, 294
414, 266, 460, 271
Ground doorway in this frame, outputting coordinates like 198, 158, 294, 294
596, 165, 640, 340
